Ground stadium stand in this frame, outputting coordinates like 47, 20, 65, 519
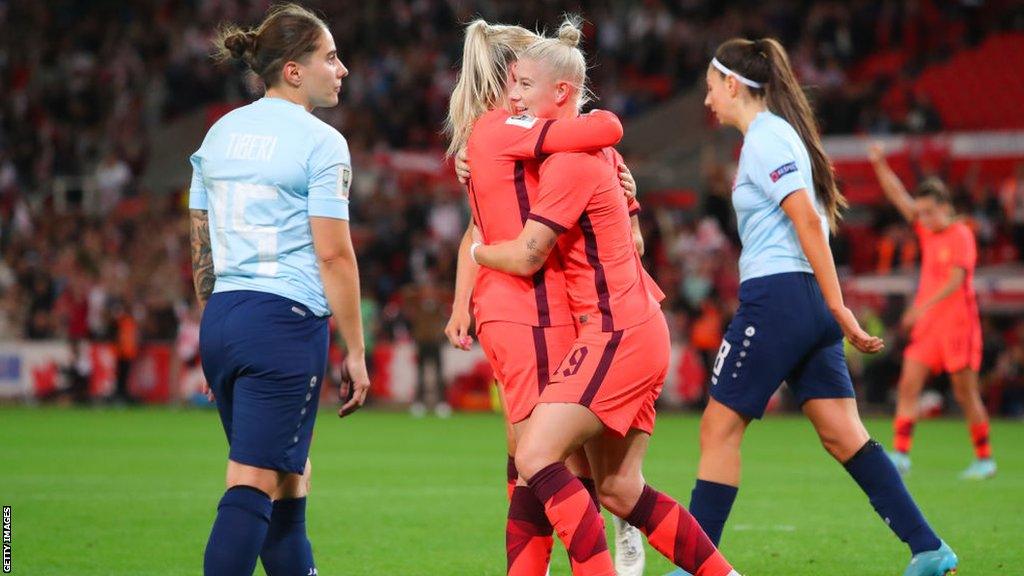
1, 0, 1022, 416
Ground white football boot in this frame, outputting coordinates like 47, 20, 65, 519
612, 515, 646, 576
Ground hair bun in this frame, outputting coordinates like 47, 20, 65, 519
223, 30, 258, 60
557, 17, 582, 47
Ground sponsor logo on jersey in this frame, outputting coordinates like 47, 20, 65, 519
505, 114, 538, 129
769, 161, 798, 183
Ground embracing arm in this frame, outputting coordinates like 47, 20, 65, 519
189, 209, 215, 312
453, 223, 479, 309
782, 190, 884, 353
536, 110, 623, 155
631, 214, 644, 257
445, 222, 479, 350
473, 220, 559, 277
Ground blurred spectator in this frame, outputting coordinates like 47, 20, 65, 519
690, 298, 724, 373
401, 270, 452, 417
875, 223, 918, 274
94, 151, 132, 214
1000, 163, 1024, 262
1, 0, 1022, 416
904, 92, 943, 134
113, 300, 139, 404
41, 339, 92, 406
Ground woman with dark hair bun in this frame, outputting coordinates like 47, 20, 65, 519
190, 4, 368, 575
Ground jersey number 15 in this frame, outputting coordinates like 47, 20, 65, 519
209, 180, 280, 278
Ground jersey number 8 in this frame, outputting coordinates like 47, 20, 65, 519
712, 340, 732, 377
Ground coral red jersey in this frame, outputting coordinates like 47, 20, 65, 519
912, 221, 980, 337
527, 149, 663, 332
466, 109, 625, 327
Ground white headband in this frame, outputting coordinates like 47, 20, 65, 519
711, 57, 763, 89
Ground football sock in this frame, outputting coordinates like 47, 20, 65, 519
625, 484, 733, 576
893, 416, 916, 455
507, 486, 555, 576
688, 479, 738, 546
969, 421, 992, 460
528, 462, 615, 576
260, 497, 315, 576
507, 454, 518, 500
843, 440, 942, 554
204, 485, 272, 576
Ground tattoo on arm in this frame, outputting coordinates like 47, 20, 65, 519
190, 209, 215, 307
525, 235, 555, 267
526, 238, 541, 266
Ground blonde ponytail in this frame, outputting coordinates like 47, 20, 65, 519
444, 20, 540, 157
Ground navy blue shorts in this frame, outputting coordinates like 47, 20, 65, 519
200, 290, 329, 474
709, 272, 854, 419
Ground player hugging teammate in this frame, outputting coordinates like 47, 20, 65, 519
447, 15, 741, 576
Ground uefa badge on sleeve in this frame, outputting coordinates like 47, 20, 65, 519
337, 166, 352, 200
769, 162, 797, 183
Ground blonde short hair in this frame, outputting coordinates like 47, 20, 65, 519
517, 15, 592, 113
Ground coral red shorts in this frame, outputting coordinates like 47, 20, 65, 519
904, 320, 982, 375
478, 321, 577, 424
540, 312, 669, 436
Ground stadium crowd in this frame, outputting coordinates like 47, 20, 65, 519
1, 0, 1023, 413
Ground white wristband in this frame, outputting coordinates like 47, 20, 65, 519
470, 241, 482, 265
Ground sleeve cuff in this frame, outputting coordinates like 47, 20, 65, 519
771, 177, 807, 206
629, 206, 641, 216
777, 189, 799, 206
308, 198, 350, 220
527, 213, 568, 234
188, 190, 208, 211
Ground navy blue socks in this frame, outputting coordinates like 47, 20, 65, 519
843, 440, 942, 554
261, 497, 316, 576
688, 479, 739, 546
204, 485, 273, 576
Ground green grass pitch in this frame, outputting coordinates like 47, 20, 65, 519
2, 407, 1021, 575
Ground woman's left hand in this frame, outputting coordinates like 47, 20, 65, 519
835, 307, 885, 354
455, 148, 471, 184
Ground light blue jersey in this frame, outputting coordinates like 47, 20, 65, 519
732, 110, 828, 282
189, 97, 351, 316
